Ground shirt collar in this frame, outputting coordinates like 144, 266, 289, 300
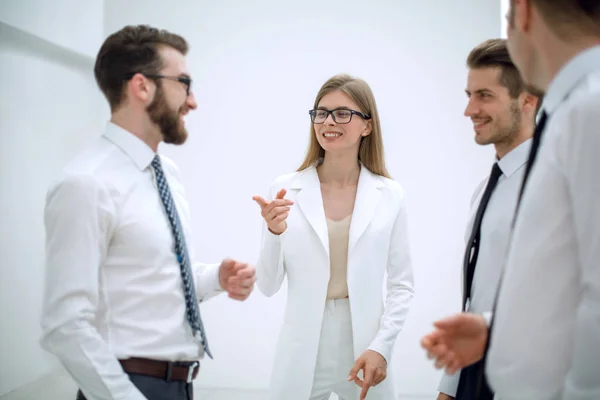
542, 45, 600, 114
102, 122, 156, 170
497, 138, 531, 178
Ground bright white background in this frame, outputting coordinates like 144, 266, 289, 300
501, 0, 510, 38
0, 0, 107, 396
1, 0, 501, 397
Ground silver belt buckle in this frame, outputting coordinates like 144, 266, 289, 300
187, 361, 199, 383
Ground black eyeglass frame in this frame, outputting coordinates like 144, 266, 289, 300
124, 72, 192, 96
308, 108, 371, 124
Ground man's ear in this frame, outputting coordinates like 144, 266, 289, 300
521, 92, 538, 114
128, 73, 153, 104
514, 0, 532, 33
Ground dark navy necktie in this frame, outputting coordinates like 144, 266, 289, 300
455, 162, 502, 400
462, 162, 503, 311
151, 155, 212, 358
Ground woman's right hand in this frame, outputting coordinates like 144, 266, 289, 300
252, 188, 294, 235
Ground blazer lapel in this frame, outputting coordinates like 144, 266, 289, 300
292, 167, 329, 256
348, 166, 383, 252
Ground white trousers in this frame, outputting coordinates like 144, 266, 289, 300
309, 298, 359, 400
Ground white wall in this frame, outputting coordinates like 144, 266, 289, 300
0, 1, 107, 396
103, 0, 500, 397
501, 0, 510, 38
0, 0, 104, 58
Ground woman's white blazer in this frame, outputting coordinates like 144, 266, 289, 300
256, 164, 415, 400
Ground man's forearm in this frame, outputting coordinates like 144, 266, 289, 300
41, 321, 146, 400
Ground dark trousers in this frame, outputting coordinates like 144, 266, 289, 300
455, 359, 494, 400
76, 372, 194, 400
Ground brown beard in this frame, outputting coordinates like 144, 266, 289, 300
146, 86, 188, 145
505, 100, 522, 137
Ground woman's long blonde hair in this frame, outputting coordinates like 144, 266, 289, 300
297, 74, 390, 178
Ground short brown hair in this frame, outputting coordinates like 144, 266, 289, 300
510, 0, 600, 36
94, 25, 188, 111
467, 38, 528, 99
467, 38, 544, 113
298, 74, 390, 178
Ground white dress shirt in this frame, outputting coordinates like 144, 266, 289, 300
487, 46, 600, 400
438, 139, 531, 396
41, 122, 223, 400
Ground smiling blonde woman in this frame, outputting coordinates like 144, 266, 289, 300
253, 73, 415, 400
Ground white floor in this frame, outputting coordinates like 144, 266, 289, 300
0, 370, 429, 400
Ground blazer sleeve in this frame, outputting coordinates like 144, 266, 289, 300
255, 180, 288, 297
367, 186, 415, 362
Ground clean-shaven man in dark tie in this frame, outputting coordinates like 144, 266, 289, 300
436, 38, 542, 400
41, 25, 256, 400
422, 1, 600, 399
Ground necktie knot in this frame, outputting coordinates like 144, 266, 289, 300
490, 162, 502, 185
151, 155, 162, 171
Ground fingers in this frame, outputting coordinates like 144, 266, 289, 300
360, 368, 374, 400
268, 199, 294, 209
227, 276, 256, 292
228, 275, 255, 288
253, 189, 294, 232
252, 189, 293, 210
272, 212, 289, 224
348, 358, 364, 381
266, 205, 291, 220
434, 348, 451, 369
373, 371, 386, 386
445, 357, 462, 375
431, 345, 463, 374
433, 312, 467, 333
439, 348, 458, 368
221, 258, 236, 267
252, 196, 268, 208
371, 365, 387, 386
353, 375, 364, 387
423, 331, 452, 369
275, 188, 286, 199
234, 265, 255, 279
236, 263, 253, 273
226, 281, 255, 300
228, 292, 250, 301
227, 265, 256, 292
220, 261, 251, 285
218, 259, 255, 301
423, 332, 448, 369
421, 331, 443, 352
219, 259, 238, 275
260, 202, 292, 227
359, 366, 386, 399
421, 334, 434, 350
360, 384, 370, 400
440, 355, 459, 375
429, 342, 450, 367
252, 196, 293, 213
263, 205, 290, 232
